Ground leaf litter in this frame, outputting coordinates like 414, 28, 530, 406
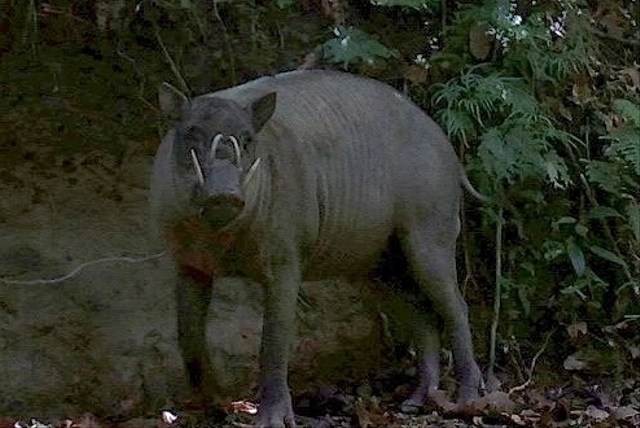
4, 376, 638, 428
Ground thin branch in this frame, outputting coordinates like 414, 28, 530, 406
116, 45, 146, 99
212, 0, 236, 83
0, 252, 166, 285
459, 134, 474, 296
154, 24, 190, 96
508, 330, 552, 395
487, 206, 504, 381
24, 0, 39, 54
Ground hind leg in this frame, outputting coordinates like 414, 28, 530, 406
401, 225, 482, 403
401, 308, 441, 412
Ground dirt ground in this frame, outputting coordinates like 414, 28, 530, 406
0, 142, 426, 426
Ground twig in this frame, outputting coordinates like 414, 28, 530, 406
508, 330, 552, 395
487, 206, 504, 381
0, 252, 166, 285
24, 0, 39, 54
212, 0, 236, 83
153, 24, 190, 96
459, 134, 475, 296
116, 46, 147, 99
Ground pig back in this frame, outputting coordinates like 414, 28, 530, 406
213, 71, 461, 274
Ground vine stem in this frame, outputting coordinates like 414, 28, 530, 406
459, 136, 473, 295
0, 252, 166, 285
487, 206, 504, 382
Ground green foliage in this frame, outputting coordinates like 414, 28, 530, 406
370, 0, 440, 12
433, 71, 574, 189
601, 99, 640, 176
418, 0, 639, 375
322, 26, 396, 67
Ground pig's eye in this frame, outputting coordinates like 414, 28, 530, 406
183, 126, 206, 144
238, 131, 253, 151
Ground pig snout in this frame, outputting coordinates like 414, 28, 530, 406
200, 194, 245, 228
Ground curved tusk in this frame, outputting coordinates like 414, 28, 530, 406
210, 133, 224, 160
243, 157, 261, 187
229, 135, 241, 167
190, 148, 205, 185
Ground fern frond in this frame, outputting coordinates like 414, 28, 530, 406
604, 133, 640, 176
613, 99, 640, 127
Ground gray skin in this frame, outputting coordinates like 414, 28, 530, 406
150, 70, 484, 428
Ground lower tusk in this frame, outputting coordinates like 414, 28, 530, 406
243, 158, 261, 187
190, 149, 205, 185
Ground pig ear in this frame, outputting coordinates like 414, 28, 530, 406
158, 82, 189, 121
249, 92, 276, 133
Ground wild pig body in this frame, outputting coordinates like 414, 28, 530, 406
150, 70, 483, 427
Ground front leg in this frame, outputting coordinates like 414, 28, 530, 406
175, 265, 217, 409
257, 257, 301, 428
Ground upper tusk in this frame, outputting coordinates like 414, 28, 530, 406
210, 133, 224, 160
190, 148, 205, 185
229, 135, 241, 167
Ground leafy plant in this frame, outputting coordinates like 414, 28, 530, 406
322, 26, 396, 67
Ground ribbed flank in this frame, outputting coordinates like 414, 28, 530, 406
262, 75, 400, 269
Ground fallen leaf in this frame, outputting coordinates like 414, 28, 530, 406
618, 67, 640, 91
404, 65, 428, 84
69, 414, 101, 428
355, 399, 372, 428
571, 78, 593, 105
229, 400, 259, 415
539, 408, 553, 427
611, 405, 640, 422
517, 409, 541, 426
563, 352, 588, 371
551, 400, 570, 422
584, 405, 609, 421
354, 398, 391, 428
510, 413, 526, 426
161, 411, 178, 424
567, 322, 588, 339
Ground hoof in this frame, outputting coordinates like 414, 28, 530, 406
400, 399, 422, 414
456, 380, 484, 404
256, 402, 296, 428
